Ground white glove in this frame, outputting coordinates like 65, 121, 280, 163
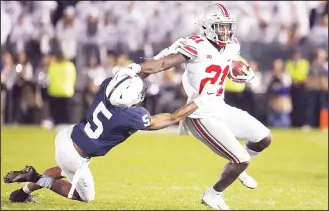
230, 64, 255, 83
115, 63, 142, 78
153, 38, 185, 60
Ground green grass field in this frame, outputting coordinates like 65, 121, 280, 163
1, 126, 328, 210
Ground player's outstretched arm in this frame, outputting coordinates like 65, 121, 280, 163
117, 53, 188, 79
138, 53, 187, 77
146, 81, 219, 130
147, 102, 198, 131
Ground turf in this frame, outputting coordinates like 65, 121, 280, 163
1, 126, 328, 210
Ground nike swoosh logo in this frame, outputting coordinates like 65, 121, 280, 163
206, 92, 216, 95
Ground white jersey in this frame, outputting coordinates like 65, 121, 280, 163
175, 34, 241, 118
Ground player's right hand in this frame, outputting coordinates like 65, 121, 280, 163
115, 63, 141, 78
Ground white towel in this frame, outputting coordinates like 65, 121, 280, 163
178, 119, 189, 136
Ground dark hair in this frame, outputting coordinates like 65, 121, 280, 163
54, 49, 65, 61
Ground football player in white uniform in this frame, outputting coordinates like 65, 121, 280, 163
118, 3, 272, 210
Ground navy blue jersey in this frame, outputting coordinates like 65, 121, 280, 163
71, 77, 151, 157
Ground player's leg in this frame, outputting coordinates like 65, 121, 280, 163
22, 126, 94, 202
64, 165, 95, 202
4, 165, 83, 202
54, 125, 95, 202
222, 103, 272, 188
4, 166, 64, 202
6, 126, 95, 202
185, 117, 250, 210
22, 166, 64, 195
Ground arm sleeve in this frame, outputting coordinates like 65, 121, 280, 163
129, 107, 151, 130
176, 36, 200, 61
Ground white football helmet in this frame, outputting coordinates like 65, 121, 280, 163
106, 74, 147, 107
197, 3, 236, 47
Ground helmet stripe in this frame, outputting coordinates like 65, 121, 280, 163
107, 76, 130, 100
216, 3, 229, 17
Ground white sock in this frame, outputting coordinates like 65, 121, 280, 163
22, 185, 32, 194
210, 187, 222, 195
244, 144, 260, 160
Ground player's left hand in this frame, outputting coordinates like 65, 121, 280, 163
115, 63, 142, 78
232, 65, 255, 83
153, 38, 185, 60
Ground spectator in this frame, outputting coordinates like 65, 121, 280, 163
154, 68, 186, 114
30, 11, 55, 67
245, 60, 268, 124
1, 51, 16, 124
118, 1, 146, 63
145, 9, 171, 55
82, 56, 107, 112
169, 1, 198, 41
287, 1, 310, 47
56, 6, 80, 64
267, 59, 292, 128
19, 1, 34, 16
12, 51, 34, 123
285, 48, 310, 127
9, 13, 34, 53
3, 1, 22, 26
306, 13, 329, 52
101, 10, 120, 54
111, 52, 133, 75
1, 51, 18, 123
77, 7, 103, 46
75, 1, 104, 21
47, 50, 76, 126
34, 55, 53, 128
32, 1, 58, 26
309, 1, 328, 28
1, 9, 12, 49
305, 49, 328, 128
76, 8, 103, 69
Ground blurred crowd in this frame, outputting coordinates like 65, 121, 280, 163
1, 1, 328, 129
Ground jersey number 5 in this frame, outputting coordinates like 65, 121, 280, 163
199, 65, 230, 96
84, 102, 112, 139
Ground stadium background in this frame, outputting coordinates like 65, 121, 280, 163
1, 1, 328, 129
1, 1, 328, 210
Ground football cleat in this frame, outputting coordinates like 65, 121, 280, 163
9, 188, 41, 203
4, 165, 41, 184
238, 171, 257, 189
201, 188, 230, 210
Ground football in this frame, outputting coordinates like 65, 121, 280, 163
230, 60, 249, 78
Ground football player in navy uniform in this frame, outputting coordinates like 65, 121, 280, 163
4, 73, 216, 203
